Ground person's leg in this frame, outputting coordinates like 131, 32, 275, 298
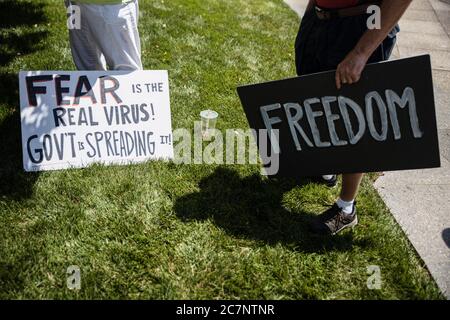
340, 173, 363, 202
309, 16, 369, 235
333, 173, 364, 216
311, 173, 360, 236
311, 17, 399, 235
332, 21, 398, 211
311, 173, 360, 237
67, 2, 107, 70
94, 0, 143, 70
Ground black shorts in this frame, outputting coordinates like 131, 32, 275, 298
294, 9, 399, 76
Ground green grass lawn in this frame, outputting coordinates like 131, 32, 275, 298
0, 0, 444, 299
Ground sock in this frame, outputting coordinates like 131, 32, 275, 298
322, 175, 334, 181
336, 198, 354, 215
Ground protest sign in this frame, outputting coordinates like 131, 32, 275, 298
19, 70, 173, 171
237, 55, 440, 177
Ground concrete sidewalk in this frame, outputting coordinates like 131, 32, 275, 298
284, 0, 450, 299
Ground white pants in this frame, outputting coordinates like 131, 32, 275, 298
67, 0, 142, 71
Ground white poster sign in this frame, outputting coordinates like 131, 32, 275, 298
19, 70, 173, 171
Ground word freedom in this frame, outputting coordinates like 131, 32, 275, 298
261, 87, 422, 151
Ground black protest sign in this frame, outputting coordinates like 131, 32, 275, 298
237, 55, 440, 177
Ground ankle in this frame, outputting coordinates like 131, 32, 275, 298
336, 198, 354, 215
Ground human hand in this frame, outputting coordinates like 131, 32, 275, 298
335, 49, 370, 90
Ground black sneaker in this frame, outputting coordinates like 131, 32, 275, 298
312, 175, 337, 188
311, 202, 358, 235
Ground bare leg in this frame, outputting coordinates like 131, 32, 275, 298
340, 173, 364, 201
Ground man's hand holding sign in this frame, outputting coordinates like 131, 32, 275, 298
238, 0, 439, 236
238, 55, 439, 176
335, 0, 411, 89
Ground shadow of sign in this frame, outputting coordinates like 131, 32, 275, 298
174, 167, 362, 253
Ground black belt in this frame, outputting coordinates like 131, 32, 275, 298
315, 2, 381, 20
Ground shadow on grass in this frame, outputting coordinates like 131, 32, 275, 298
0, 0, 50, 198
174, 167, 355, 253
0, 73, 40, 200
0, 110, 40, 201
0, 31, 49, 67
0, 0, 49, 66
0, 0, 47, 28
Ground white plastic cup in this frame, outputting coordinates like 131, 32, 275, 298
200, 109, 218, 141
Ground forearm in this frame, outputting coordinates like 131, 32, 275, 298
353, 0, 412, 57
